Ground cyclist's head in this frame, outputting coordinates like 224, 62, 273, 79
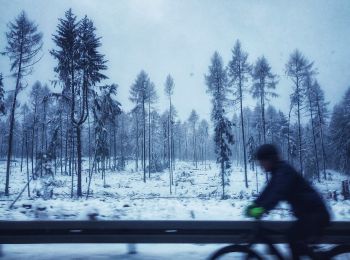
255, 144, 280, 172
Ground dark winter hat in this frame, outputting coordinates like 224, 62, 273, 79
254, 144, 280, 161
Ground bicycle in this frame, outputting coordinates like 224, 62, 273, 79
208, 220, 350, 259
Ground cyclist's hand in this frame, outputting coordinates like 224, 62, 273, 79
244, 203, 265, 219
244, 203, 255, 217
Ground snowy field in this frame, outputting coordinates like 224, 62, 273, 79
0, 159, 349, 221
0, 160, 350, 259
0, 244, 237, 260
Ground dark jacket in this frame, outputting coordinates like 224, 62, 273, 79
254, 161, 330, 221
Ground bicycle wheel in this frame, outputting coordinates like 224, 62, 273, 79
208, 244, 263, 260
327, 244, 350, 259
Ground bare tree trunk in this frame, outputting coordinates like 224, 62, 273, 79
120, 115, 125, 169
221, 158, 225, 198
86, 154, 97, 199
185, 129, 188, 161
172, 127, 175, 173
287, 103, 293, 163
148, 100, 151, 178
178, 134, 182, 163
239, 78, 248, 188
135, 113, 139, 171
25, 131, 30, 197
169, 98, 173, 185
168, 110, 172, 192
255, 165, 259, 193
70, 127, 74, 197
315, 93, 327, 180
87, 111, 92, 174
5, 81, 20, 195
113, 119, 117, 170
151, 114, 154, 166
260, 93, 269, 181
221, 128, 225, 198
20, 129, 25, 172
204, 137, 207, 170
60, 106, 63, 175
306, 84, 320, 182
296, 78, 303, 174
5, 37, 24, 196
40, 100, 47, 177
76, 126, 82, 196
21, 107, 27, 173
142, 100, 146, 182
261, 85, 266, 144
108, 129, 112, 170
194, 127, 198, 169
65, 112, 69, 175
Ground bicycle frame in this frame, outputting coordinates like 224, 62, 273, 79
246, 220, 285, 259
209, 220, 350, 259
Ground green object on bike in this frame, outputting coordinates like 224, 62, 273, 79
249, 207, 264, 218
245, 204, 265, 218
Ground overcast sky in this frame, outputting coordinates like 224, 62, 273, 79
0, 0, 349, 121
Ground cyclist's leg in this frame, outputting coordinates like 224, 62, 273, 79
289, 241, 309, 259
287, 215, 329, 260
287, 220, 311, 260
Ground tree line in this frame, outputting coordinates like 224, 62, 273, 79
205, 40, 349, 197
0, 10, 349, 199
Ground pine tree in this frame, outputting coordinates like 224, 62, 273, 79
117, 112, 129, 170
227, 40, 251, 188
188, 110, 199, 169
0, 77, 5, 168
51, 8, 80, 190
29, 81, 43, 178
20, 103, 30, 172
198, 119, 209, 168
3, 11, 43, 196
276, 110, 289, 159
131, 106, 141, 171
329, 87, 350, 173
129, 70, 150, 182
78, 15, 108, 93
312, 80, 328, 179
90, 84, 121, 191
266, 105, 279, 143
20, 103, 31, 196
37, 85, 51, 177
51, 10, 107, 196
147, 82, 157, 178
183, 121, 189, 161
285, 49, 314, 174
304, 74, 320, 181
173, 120, 183, 163
151, 110, 167, 171
251, 56, 278, 144
304, 123, 318, 179
51, 9, 80, 92
164, 74, 174, 190
205, 52, 234, 198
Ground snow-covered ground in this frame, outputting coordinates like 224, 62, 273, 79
0, 160, 350, 259
0, 243, 296, 260
0, 244, 234, 260
0, 159, 349, 221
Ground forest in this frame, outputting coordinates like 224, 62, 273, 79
0, 9, 349, 211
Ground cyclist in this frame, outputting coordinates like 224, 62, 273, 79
245, 144, 330, 259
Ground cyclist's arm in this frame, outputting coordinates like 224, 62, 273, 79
254, 170, 294, 212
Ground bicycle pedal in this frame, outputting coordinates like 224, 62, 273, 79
309, 244, 327, 252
